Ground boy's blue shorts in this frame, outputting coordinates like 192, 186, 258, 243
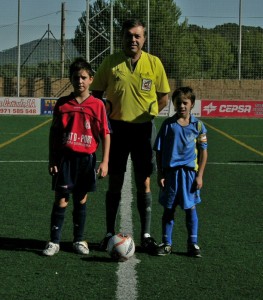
159, 167, 201, 210
52, 152, 96, 195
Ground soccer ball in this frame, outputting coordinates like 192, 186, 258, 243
107, 233, 135, 262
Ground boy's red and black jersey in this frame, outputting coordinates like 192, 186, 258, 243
52, 93, 110, 155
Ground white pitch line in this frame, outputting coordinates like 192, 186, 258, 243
207, 162, 263, 166
116, 156, 140, 300
0, 160, 48, 163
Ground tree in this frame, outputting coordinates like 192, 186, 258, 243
242, 29, 263, 79
73, 1, 263, 79
174, 30, 202, 79
73, 0, 184, 76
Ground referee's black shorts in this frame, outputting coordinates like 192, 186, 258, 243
108, 119, 156, 176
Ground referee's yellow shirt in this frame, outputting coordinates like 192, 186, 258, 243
90, 51, 170, 123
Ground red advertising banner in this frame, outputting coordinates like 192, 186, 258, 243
201, 100, 263, 118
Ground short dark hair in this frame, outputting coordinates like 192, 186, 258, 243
121, 19, 147, 37
172, 86, 196, 104
69, 57, 94, 79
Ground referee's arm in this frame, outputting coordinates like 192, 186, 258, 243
157, 92, 169, 113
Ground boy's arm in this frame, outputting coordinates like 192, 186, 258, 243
196, 148, 208, 189
48, 116, 59, 175
97, 133, 110, 178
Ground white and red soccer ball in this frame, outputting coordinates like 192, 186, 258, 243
107, 233, 135, 262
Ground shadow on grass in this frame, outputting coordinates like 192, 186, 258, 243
0, 237, 46, 255
0, 237, 190, 261
174, 251, 193, 257
81, 256, 117, 263
0, 237, 111, 259
135, 245, 190, 257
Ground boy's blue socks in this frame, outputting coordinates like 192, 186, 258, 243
185, 207, 198, 244
162, 208, 175, 245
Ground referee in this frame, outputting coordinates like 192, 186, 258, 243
91, 19, 170, 254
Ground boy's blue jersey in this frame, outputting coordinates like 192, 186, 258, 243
154, 114, 207, 171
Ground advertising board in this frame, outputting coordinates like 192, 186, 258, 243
0, 97, 40, 115
201, 100, 263, 118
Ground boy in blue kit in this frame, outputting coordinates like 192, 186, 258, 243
153, 87, 208, 257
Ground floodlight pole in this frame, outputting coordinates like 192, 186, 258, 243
147, 0, 150, 53
17, 0, 21, 97
238, 0, 242, 80
61, 2, 65, 78
86, 0, 90, 62
110, 0, 114, 54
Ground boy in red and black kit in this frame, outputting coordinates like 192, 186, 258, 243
43, 58, 110, 256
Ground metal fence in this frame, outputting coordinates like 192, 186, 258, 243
0, 0, 263, 97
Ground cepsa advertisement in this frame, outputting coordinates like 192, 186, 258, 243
201, 100, 263, 118
0, 97, 40, 115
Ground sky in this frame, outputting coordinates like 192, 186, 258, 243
176, 0, 263, 28
0, 0, 87, 51
0, 0, 263, 52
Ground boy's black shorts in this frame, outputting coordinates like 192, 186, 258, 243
52, 152, 96, 195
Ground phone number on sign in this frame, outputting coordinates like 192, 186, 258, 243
0, 108, 37, 114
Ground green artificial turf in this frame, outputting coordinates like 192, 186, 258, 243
0, 116, 262, 299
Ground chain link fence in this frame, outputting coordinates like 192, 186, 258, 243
0, 0, 263, 97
